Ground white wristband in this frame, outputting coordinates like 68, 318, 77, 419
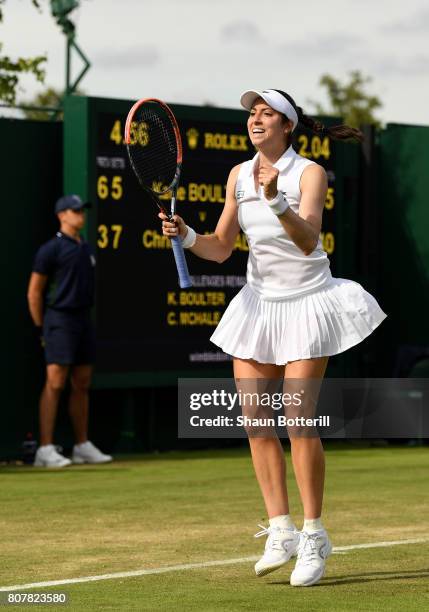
264, 191, 289, 216
181, 225, 197, 249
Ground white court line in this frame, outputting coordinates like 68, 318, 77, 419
1, 537, 428, 592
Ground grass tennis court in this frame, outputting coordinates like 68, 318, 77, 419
1, 445, 428, 611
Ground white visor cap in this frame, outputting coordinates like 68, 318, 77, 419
240, 89, 299, 131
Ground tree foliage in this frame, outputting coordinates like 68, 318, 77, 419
0, 0, 46, 104
21, 86, 62, 119
309, 71, 382, 128
22, 85, 84, 120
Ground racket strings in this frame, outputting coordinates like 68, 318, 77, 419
144, 107, 176, 154
127, 104, 178, 193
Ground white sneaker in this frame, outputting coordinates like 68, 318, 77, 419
33, 444, 72, 468
72, 441, 112, 464
254, 524, 300, 577
290, 529, 332, 587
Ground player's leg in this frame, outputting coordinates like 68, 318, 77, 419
234, 357, 300, 576
285, 356, 332, 587
285, 357, 328, 519
234, 357, 287, 516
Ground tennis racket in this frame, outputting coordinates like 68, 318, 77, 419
124, 98, 192, 289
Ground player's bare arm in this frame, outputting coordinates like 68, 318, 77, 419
160, 164, 241, 263
259, 162, 327, 256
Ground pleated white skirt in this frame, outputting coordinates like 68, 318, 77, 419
210, 278, 387, 365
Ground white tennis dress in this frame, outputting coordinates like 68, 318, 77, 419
210, 145, 387, 365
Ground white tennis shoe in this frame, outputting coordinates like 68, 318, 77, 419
254, 524, 300, 577
290, 529, 332, 587
33, 444, 71, 468
72, 441, 112, 464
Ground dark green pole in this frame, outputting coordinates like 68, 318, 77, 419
49, 0, 91, 117
66, 37, 71, 95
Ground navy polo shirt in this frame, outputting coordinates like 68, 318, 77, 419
33, 232, 95, 310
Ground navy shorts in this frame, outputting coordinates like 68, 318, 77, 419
43, 309, 96, 366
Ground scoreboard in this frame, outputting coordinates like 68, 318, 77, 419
64, 96, 359, 386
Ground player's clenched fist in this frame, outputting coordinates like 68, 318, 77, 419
257, 164, 279, 201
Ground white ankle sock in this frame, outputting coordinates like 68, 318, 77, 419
269, 514, 295, 530
303, 517, 324, 533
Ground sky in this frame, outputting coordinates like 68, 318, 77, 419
2, 0, 429, 125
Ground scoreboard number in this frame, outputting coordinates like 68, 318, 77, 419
97, 224, 123, 249
110, 119, 149, 146
297, 134, 331, 160
97, 175, 123, 200
320, 231, 335, 255
325, 187, 335, 210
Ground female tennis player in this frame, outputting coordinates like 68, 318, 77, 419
160, 89, 386, 587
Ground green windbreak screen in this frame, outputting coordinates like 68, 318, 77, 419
0, 118, 62, 458
377, 123, 429, 372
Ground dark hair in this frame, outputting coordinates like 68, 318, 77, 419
272, 89, 363, 143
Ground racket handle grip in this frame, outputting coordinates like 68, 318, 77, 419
171, 236, 193, 288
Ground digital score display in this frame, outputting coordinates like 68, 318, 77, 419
64, 97, 358, 380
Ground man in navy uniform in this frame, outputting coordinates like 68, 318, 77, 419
27, 194, 112, 467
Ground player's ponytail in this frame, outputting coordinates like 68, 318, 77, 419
296, 107, 363, 142
273, 89, 364, 143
